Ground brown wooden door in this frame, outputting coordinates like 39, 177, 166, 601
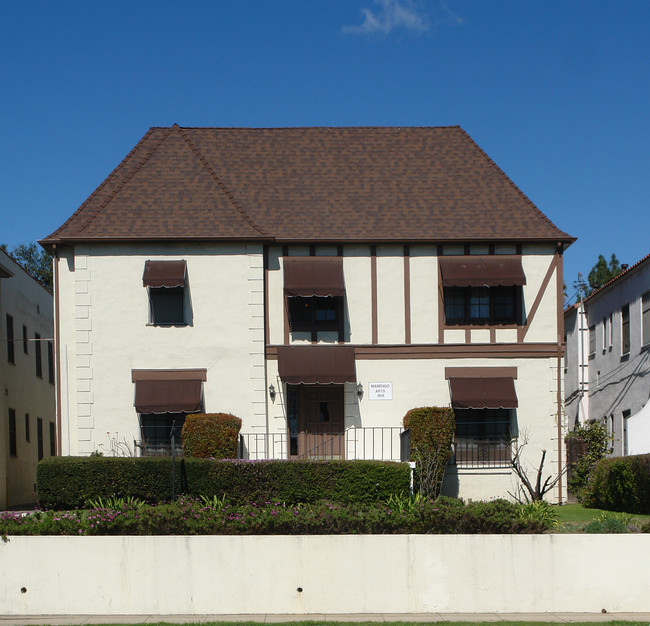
296, 385, 344, 459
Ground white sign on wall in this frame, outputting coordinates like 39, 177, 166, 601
369, 382, 393, 400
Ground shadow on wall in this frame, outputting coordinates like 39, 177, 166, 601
441, 471, 460, 498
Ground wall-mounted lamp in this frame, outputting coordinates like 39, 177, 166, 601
356, 382, 363, 399
269, 384, 276, 402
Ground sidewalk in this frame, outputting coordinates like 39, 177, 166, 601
1, 613, 650, 624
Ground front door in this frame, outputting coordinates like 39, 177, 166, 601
287, 385, 345, 458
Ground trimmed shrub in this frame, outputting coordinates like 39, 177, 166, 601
403, 407, 455, 498
181, 413, 242, 459
584, 453, 650, 514
37, 456, 410, 510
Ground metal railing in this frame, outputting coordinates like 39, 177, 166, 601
238, 426, 404, 461
134, 432, 512, 468
133, 440, 185, 458
452, 437, 512, 468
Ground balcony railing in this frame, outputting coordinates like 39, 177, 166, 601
238, 426, 404, 461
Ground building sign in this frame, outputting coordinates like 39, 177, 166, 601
369, 382, 393, 400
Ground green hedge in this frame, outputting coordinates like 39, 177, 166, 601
37, 457, 410, 510
584, 453, 650, 514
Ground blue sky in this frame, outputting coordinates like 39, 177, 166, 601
2, 1, 648, 302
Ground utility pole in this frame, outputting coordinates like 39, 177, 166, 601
573, 273, 589, 424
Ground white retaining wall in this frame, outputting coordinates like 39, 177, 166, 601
2, 534, 649, 615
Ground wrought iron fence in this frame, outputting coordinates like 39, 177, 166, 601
238, 426, 404, 461
133, 440, 184, 458
452, 437, 512, 468
134, 432, 512, 468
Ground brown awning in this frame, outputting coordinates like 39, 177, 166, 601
439, 255, 525, 287
278, 346, 356, 384
449, 377, 518, 409
142, 260, 187, 288
134, 379, 202, 414
283, 257, 345, 297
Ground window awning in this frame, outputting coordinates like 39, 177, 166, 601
439, 255, 525, 287
449, 377, 518, 409
134, 378, 203, 414
283, 257, 345, 297
277, 346, 356, 384
143, 260, 187, 288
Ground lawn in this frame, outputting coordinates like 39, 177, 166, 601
86, 616, 648, 626
555, 503, 650, 532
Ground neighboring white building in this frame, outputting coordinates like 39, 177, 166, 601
0, 249, 56, 509
564, 254, 650, 455
41, 125, 573, 502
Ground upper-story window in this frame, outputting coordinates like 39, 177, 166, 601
642, 291, 650, 348
621, 303, 630, 355
284, 257, 345, 341
6, 314, 14, 364
440, 255, 525, 326
589, 325, 596, 356
47, 341, 54, 384
35, 332, 42, 378
288, 296, 341, 332
143, 260, 188, 326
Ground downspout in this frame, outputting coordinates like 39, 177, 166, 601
53, 245, 62, 456
556, 244, 564, 504
262, 245, 270, 454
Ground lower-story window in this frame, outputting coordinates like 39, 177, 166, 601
454, 408, 512, 468
139, 413, 185, 456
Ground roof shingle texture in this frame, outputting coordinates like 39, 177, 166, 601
42, 126, 573, 244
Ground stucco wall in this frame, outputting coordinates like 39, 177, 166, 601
266, 243, 560, 348
2, 534, 648, 615
266, 356, 564, 501
574, 260, 650, 455
56, 243, 266, 455
0, 251, 55, 509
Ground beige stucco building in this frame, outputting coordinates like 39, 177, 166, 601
41, 126, 574, 502
0, 249, 56, 509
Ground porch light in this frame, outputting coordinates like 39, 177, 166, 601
269, 384, 276, 402
356, 382, 363, 399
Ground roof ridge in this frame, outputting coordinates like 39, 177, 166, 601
175, 126, 268, 237
43, 128, 172, 241
458, 128, 574, 242
151, 125, 463, 131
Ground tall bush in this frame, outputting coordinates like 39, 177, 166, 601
566, 421, 609, 501
584, 453, 650, 514
403, 406, 455, 498
181, 413, 242, 459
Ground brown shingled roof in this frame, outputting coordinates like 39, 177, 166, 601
41, 125, 574, 245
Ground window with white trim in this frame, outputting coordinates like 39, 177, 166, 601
642, 291, 650, 347
621, 304, 630, 355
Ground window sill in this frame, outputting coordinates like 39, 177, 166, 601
443, 323, 521, 330
146, 323, 189, 327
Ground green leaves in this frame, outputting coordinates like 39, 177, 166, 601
181, 413, 242, 459
1, 243, 53, 291
403, 407, 455, 498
